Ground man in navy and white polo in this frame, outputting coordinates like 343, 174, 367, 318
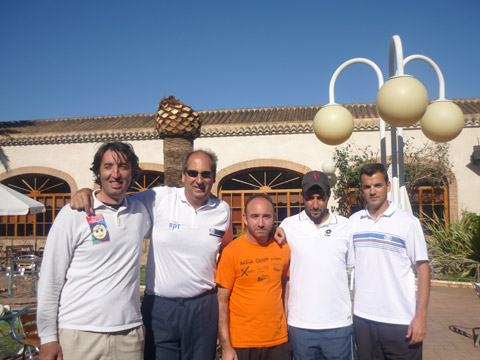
350, 163, 430, 360
280, 171, 355, 360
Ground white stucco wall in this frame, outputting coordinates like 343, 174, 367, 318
1, 125, 479, 217
196, 132, 333, 172
441, 126, 480, 213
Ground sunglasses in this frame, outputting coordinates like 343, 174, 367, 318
185, 170, 213, 179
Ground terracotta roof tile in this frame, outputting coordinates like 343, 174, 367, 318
1, 98, 479, 145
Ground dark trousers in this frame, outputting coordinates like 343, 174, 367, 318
353, 315, 422, 360
234, 342, 292, 360
142, 290, 218, 360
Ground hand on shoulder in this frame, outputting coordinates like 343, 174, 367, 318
70, 188, 94, 215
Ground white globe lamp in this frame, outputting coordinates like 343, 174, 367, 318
322, 160, 336, 174
376, 75, 429, 127
420, 101, 464, 142
313, 105, 354, 145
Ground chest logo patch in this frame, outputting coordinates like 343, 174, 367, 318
87, 214, 110, 245
169, 222, 180, 231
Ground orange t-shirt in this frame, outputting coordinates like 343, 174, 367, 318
215, 234, 290, 348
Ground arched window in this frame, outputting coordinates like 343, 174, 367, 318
129, 171, 164, 193
0, 174, 71, 237
219, 168, 303, 234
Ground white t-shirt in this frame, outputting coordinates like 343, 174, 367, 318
135, 186, 231, 298
350, 202, 429, 324
37, 192, 151, 344
280, 211, 354, 329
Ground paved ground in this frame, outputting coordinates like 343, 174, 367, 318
424, 284, 480, 359
1, 276, 479, 359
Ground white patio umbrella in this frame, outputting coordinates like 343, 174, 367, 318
0, 183, 46, 215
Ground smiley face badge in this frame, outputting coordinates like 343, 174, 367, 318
86, 214, 110, 245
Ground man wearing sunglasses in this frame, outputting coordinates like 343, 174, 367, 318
70, 149, 233, 360
140, 149, 233, 360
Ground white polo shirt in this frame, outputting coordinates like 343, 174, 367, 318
280, 211, 354, 330
135, 186, 231, 298
350, 202, 429, 325
38, 191, 151, 344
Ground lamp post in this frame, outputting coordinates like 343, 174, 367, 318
313, 35, 464, 210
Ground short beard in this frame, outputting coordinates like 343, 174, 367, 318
305, 208, 329, 224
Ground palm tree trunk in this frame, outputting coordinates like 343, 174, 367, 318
163, 137, 193, 187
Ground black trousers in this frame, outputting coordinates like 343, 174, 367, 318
234, 342, 292, 360
353, 315, 422, 360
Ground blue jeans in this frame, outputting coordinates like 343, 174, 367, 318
288, 324, 356, 360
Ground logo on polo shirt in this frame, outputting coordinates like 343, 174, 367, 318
169, 222, 180, 231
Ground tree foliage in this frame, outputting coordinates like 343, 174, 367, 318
403, 139, 454, 196
331, 144, 377, 216
331, 140, 453, 217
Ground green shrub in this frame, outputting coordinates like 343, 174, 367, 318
424, 211, 480, 280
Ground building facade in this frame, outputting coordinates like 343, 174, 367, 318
1, 98, 479, 240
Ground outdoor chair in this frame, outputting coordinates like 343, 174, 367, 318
7, 255, 42, 297
12, 254, 41, 272
10, 304, 39, 360
6, 246, 34, 268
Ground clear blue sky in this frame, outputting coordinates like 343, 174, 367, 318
1, 0, 478, 121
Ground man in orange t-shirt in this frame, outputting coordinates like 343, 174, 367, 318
216, 194, 291, 360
